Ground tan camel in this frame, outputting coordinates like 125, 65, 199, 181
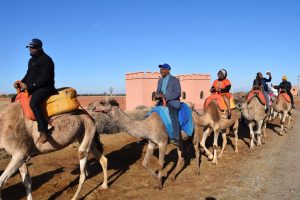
241, 90, 268, 149
193, 99, 239, 165
0, 103, 108, 200
94, 99, 201, 190
272, 94, 293, 135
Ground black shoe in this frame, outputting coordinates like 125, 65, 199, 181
292, 105, 296, 109
265, 108, 269, 114
170, 139, 180, 146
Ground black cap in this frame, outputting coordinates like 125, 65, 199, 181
26, 38, 43, 48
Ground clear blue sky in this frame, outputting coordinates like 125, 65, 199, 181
0, 0, 299, 94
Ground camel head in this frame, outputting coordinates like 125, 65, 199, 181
94, 98, 120, 113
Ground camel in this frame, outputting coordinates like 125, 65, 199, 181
272, 93, 293, 135
194, 98, 239, 165
0, 102, 108, 200
94, 99, 201, 190
241, 88, 268, 149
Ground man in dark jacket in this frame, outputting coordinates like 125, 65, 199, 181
274, 75, 295, 109
14, 38, 57, 144
155, 63, 181, 146
253, 71, 272, 113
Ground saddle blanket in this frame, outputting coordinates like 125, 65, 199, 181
146, 102, 194, 138
247, 90, 266, 105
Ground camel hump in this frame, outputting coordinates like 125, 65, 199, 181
16, 87, 80, 121
277, 93, 291, 103
247, 90, 266, 105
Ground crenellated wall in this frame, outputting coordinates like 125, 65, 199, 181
126, 72, 211, 110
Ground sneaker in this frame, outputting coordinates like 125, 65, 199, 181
37, 132, 48, 144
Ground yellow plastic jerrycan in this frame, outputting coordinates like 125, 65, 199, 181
43, 87, 80, 117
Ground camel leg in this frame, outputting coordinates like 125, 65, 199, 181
212, 129, 220, 165
200, 127, 213, 161
142, 141, 157, 177
218, 133, 227, 158
233, 120, 239, 153
19, 163, 32, 200
249, 122, 255, 150
279, 111, 287, 136
90, 144, 108, 189
170, 147, 184, 182
261, 121, 267, 144
155, 142, 167, 190
193, 141, 200, 175
256, 120, 263, 147
72, 148, 89, 200
0, 154, 26, 200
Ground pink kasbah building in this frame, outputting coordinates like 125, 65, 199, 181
126, 72, 211, 111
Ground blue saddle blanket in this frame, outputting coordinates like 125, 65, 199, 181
146, 102, 194, 138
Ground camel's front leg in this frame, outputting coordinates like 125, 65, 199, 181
233, 120, 239, 152
218, 132, 227, 158
200, 127, 213, 160
279, 111, 287, 136
155, 141, 167, 190
261, 121, 267, 144
0, 153, 27, 200
19, 163, 32, 200
248, 122, 255, 150
256, 120, 263, 146
212, 129, 220, 165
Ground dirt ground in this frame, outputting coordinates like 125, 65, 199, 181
1, 109, 300, 199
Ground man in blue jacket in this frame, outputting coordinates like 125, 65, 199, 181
155, 63, 181, 146
253, 71, 272, 113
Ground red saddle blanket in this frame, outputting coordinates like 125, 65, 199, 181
204, 93, 227, 111
277, 93, 291, 103
247, 90, 266, 105
16, 92, 36, 120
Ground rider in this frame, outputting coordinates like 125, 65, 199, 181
253, 71, 272, 113
14, 38, 57, 144
210, 69, 232, 118
155, 63, 181, 146
274, 75, 295, 109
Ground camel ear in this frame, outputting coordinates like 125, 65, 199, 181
109, 99, 119, 107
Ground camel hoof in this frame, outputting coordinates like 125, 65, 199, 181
235, 150, 239, 153
278, 132, 284, 136
208, 155, 213, 161
217, 154, 223, 159
100, 184, 108, 189
212, 161, 218, 165
194, 169, 200, 175
170, 176, 176, 182
154, 184, 163, 190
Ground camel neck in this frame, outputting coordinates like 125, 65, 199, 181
116, 110, 147, 139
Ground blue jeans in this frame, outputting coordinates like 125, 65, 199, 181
167, 104, 180, 140
263, 91, 270, 109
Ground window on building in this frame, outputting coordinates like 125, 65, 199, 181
200, 91, 204, 99
182, 91, 186, 99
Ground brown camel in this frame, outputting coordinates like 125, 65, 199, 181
94, 99, 201, 190
0, 103, 108, 200
272, 94, 293, 135
194, 98, 239, 165
241, 89, 268, 149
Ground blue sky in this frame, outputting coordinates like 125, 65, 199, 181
0, 0, 299, 94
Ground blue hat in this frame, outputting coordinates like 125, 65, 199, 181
26, 38, 43, 48
158, 63, 171, 70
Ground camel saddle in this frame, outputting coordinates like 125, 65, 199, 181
247, 89, 266, 105
16, 87, 80, 121
204, 93, 236, 111
277, 93, 291, 103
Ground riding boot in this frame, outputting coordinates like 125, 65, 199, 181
37, 131, 48, 144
